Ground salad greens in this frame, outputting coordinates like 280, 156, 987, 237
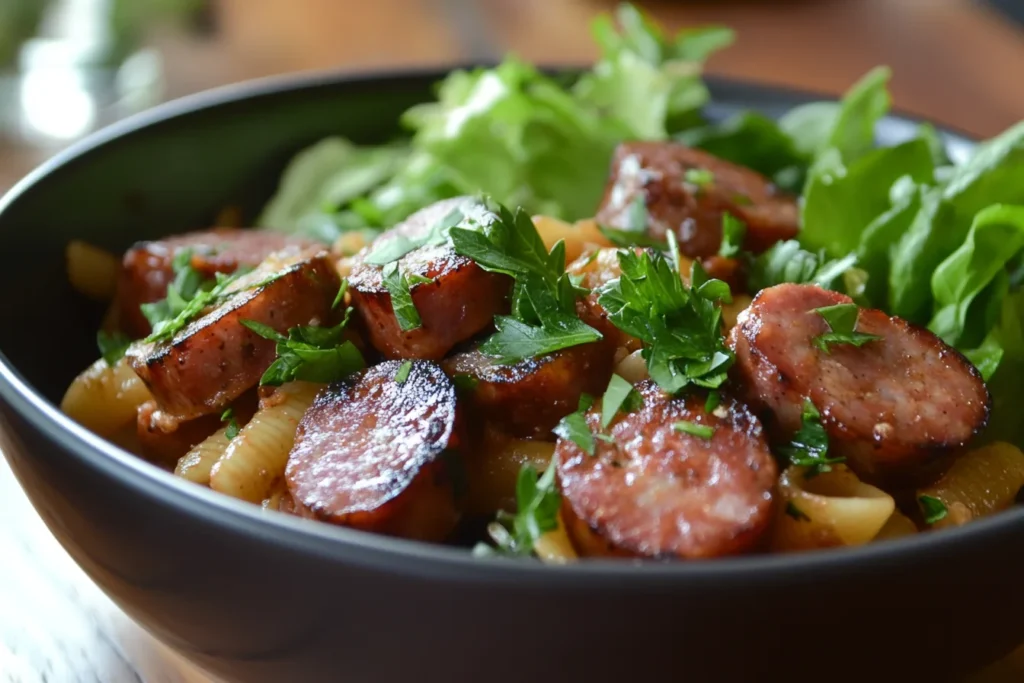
257, 1, 1024, 449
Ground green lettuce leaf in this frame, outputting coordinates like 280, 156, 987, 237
889, 121, 1024, 322
928, 205, 1024, 348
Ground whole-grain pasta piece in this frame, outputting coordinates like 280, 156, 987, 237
917, 442, 1024, 530
61, 358, 152, 437
771, 465, 895, 552
208, 382, 322, 503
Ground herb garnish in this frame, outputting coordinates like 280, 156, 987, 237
363, 206, 466, 265
919, 495, 948, 525
97, 330, 131, 366
684, 168, 714, 189
672, 420, 715, 440
597, 226, 669, 250
241, 313, 366, 386
381, 262, 423, 331
785, 502, 811, 522
597, 249, 734, 394
474, 460, 561, 558
776, 399, 845, 477
394, 360, 413, 384
331, 279, 349, 309
600, 374, 644, 429
719, 213, 747, 258
221, 408, 240, 440
704, 390, 721, 413
449, 198, 602, 363
812, 303, 883, 353
553, 411, 595, 457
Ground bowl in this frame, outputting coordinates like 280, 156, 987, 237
0, 67, 1019, 683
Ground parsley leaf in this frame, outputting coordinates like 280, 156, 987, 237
394, 360, 413, 384
776, 399, 845, 477
578, 392, 595, 411
704, 390, 721, 413
785, 502, 811, 522
449, 198, 601, 363
97, 330, 131, 366
597, 248, 734, 394
812, 303, 884, 353
553, 410, 596, 456
242, 312, 366, 386
382, 262, 423, 332
597, 225, 668, 250
719, 213, 747, 258
363, 206, 466, 265
684, 168, 714, 189
919, 495, 948, 525
474, 460, 561, 558
672, 420, 715, 440
600, 374, 643, 429
331, 279, 349, 310
221, 408, 240, 440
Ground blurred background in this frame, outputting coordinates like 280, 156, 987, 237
0, 0, 1022, 193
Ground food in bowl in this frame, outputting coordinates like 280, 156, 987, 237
59, 3, 1024, 564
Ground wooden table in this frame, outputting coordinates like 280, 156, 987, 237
1, 1, 1023, 680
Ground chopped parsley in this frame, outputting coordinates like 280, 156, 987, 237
578, 392, 595, 412
684, 168, 715, 189
331, 279, 349, 309
474, 460, 561, 558
776, 399, 845, 477
597, 248, 734, 394
381, 262, 423, 331
704, 390, 721, 413
221, 408, 240, 440
600, 374, 644, 429
597, 225, 669, 250
719, 213, 747, 258
672, 420, 715, 440
452, 374, 479, 393
97, 330, 131, 366
624, 194, 648, 232
241, 312, 366, 386
363, 206, 466, 266
394, 360, 413, 384
785, 502, 811, 522
553, 410, 595, 456
812, 303, 883, 353
919, 495, 948, 525
449, 198, 602, 363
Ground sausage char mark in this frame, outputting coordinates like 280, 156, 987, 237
286, 360, 462, 542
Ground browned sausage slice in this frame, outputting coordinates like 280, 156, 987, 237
126, 249, 341, 424
728, 283, 991, 485
348, 198, 513, 360
442, 340, 615, 440
117, 228, 320, 338
595, 141, 799, 258
286, 361, 461, 542
556, 381, 777, 559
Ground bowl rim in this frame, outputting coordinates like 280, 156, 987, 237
0, 63, 1017, 586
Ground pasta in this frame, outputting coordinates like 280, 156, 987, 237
614, 349, 649, 384
917, 442, 1024, 529
208, 382, 322, 503
532, 215, 613, 264
534, 512, 578, 565
771, 465, 896, 552
65, 240, 120, 301
175, 426, 232, 485
873, 509, 919, 542
60, 358, 152, 437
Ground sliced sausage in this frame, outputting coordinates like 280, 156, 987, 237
348, 197, 513, 360
126, 249, 341, 424
595, 141, 799, 259
117, 228, 320, 338
566, 247, 643, 355
556, 381, 777, 559
286, 360, 461, 542
728, 283, 991, 485
442, 340, 615, 440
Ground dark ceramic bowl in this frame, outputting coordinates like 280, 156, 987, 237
0, 67, 1019, 683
